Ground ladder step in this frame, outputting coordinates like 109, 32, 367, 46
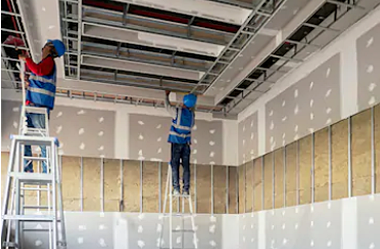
25, 106, 48, 115
172, 229, 195, 233
24, 156, 48, 161
170, 194, 190, 198
23, 205, 50, 209
2, 242, 18, 248
163, 213, 194, 218
2, 215, 56, 222
9, 172, 53, 183
10, 135, 59, 147
23, 228, 51, 232
21, 187, 50, 191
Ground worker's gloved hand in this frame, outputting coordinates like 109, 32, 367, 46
18, 54, 27, 61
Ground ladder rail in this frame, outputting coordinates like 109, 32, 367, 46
159, 163, 198, 249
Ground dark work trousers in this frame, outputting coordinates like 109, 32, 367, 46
170, 143, 191, 192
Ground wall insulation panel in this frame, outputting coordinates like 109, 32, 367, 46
62, 156, 81, 211
124, 160, 141, 212
352, 109, 372, 196
228, 166, 238, 214
314, 128, 329, 203
196, 164, 211, 213
285, 142, 297, 207
213, 165, 226, 214
264, 153, 273, 210
142, 161, 159, 212
331, 120, 349, 200
238, 165, 245, 213
104, 159, 121, 212
245, 162, 253, 212
274, 148, 284, 208
375, 105, 380, 193
1, 152, 9, 201
253, 158, 262, 211
299, 135, 311, 205
83, 157, 101, 211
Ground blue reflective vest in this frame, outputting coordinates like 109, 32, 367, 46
168, 107, 195, 144
26, 62, 57, 110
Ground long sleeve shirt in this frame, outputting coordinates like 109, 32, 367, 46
165, 95, 177, 119
25, 57, 55, 105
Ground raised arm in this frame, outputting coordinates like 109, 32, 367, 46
165, 90, 177, 118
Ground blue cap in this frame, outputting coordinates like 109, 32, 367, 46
47, 39, 66, 57
183, 94, 197, 108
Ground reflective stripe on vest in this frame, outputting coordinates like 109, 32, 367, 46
171, 122, 192, 131
29, 75, 55, 85
169, 131, 191, 138
28, 87, 55, 97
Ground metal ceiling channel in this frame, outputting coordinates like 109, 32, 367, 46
224, 0, 371, 114
189, 0, 287, 94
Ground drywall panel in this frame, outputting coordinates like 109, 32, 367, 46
104, 159, 121, 212
264, 153, 273, 210
196, 164, 211, 213
142, 161, 159, 213
376, 105, 380, 194
352, 109, 372, 196
314, 128, 329, 203
238, 165, 245, 213
299, 136, 311, 205
357, 23, 380, 110
228, 166, 238, 214
213, 165, 226, 214
253, 158, 262, 211
274, 148, 284, 209
245, 162, 253, 213
238, 111, 259, 165
357, 194, 380, 249
83, 157, 101, 211
0, 100, 116, 158
264, 199, 342, 249
62, 156, 81, 211
265, 54, 341, 152
129, 114, 223, 165
285, 142, 297, 207
124, 160, 141, 212
331, 120, 348, 200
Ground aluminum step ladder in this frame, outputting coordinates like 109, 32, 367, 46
1, 60, 67, 249
158, 163, 198, 249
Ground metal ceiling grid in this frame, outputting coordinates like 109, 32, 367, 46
1, 0, 31, 90
223, 0, 380, 114
58, 0, 249, 97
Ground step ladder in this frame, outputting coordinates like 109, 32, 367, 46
1, 60, 67, 249
158, 163, 198, 249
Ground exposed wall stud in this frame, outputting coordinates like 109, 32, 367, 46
120, 159, 124, 212
272, 153, 275, 209
296, 140, 300, 205
328, 125, 332, 200
348, 117, 352, 198
80, 156, 83, 212
158, 161, 162, 213
244, 164, 246, 213
261, 156, 264, 210
140, 160, 143, 213
311, 133, 315, 203
252, 160, 255, 212
236, 166, 239, 214
194, 164, 197, 213
211, 165, 214, 215
283, 146, 287, 208
101, 157, 104, 212
371, 107, 376, 194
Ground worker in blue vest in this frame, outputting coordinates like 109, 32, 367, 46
165, 90, 197, 196
18, 39, 66, 173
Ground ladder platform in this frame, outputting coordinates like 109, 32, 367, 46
9, 135, 59, 147
9, 172, 53, 183
2, 215, 56, 222
23, 205, 50, 210
25, 106, 48, 115
24, 156, 48, 162
171, 194, 190, 198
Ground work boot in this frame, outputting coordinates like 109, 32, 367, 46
182, 189, 190, 196
172, 189, 180, 196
